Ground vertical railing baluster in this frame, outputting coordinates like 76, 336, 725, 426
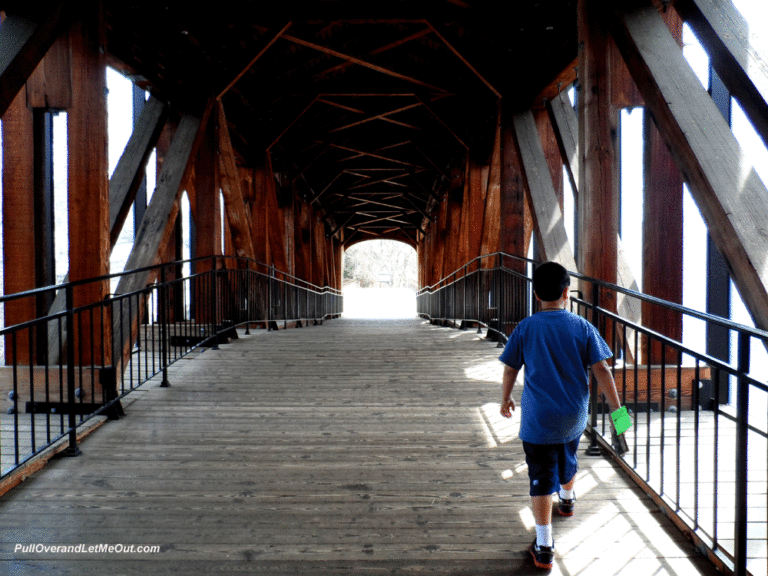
64, 284, 81, 457
211, 257, 220, 349
586, 284, 601, 455
160, 265, 170, 387
734, 332, 750, 576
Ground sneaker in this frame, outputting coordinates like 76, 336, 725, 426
558, 494, 575, 517
529, 538, 555, 570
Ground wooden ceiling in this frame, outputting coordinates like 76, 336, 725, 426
42, 1, 580, 246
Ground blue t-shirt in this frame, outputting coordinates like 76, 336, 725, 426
499, 309, 612, 444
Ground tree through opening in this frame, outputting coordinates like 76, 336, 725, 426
342, 240, 417, 319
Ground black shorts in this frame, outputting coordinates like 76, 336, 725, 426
522, 435, 581, 497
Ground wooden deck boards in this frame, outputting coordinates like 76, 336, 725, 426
0, 318, 721, 575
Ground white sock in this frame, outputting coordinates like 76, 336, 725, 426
535, 523, 553, 547
559, 488, 574, 500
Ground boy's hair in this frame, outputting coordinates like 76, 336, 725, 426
533, 262, 571, 302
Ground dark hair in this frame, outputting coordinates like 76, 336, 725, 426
533, 262, 570, 302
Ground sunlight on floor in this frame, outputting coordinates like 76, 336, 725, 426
342, 286, 416, 318
477, 402, 519, 448
464, 359, 504, 382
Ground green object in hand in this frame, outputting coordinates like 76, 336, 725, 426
611, 406, 632, 435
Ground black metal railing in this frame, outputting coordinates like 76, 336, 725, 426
418, 252, 767, 576
1, 255, 342, 478
416, 253, 533, 341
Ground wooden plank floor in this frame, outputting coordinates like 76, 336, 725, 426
0, 318, 721, 575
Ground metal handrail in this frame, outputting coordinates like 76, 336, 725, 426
1, 255, 342, 479
417, 252, 767, 576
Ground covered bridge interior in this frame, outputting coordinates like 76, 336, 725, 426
1, 1, 767, 574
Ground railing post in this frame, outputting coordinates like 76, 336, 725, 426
244, 263, 251, 335
268, 266, 274, 330
461, 263, 467, 329
211, 256, 220, 349
586, 285, 602, 456
494, 253, 502, 344
734, 331, 750, 576
64, 284, 81, 457
159, 265, 170, 387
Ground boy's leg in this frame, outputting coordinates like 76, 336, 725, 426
532, 494, 554, 525
557, 437, 581, 517
523, 442, 557, 549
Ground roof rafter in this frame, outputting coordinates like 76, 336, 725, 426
282, 32, 450, 93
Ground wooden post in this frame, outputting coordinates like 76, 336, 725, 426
67, 2, 110, 365
312, 213, 327, 288
640, 11, 683, 365
479, 114, 502, 264
265, 152, 289, 273
193, 118, 220, 322
430, 188, 449, 286
2, 85, 36, 364
441, 163, 465, 278
500, 104, 528, 270
578, 0, 619, 327
216, 100, 256, 259
251, 167, 270, 266
295, 200, 313, 283
641, 113, 683, 364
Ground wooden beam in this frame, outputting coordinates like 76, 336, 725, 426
251, 167, 269, 265
109, 96, 169, 248
193, 117, 221, 283
282, 33, 448, 94
578, 0, 619, 320
613, 4, 768, 333
414, 94, 468, 150
499, 106, 527, 269
216, 21, 292, 100
330, 143, 423, 168
265, 151, 289, 273
479, 112, 501, 260
68, 1, 109, 365
0, 0, 70, 117
267, 94, 318, 151
430, 189, 449, 284
328, 102, 421, 132
547, 90, 579, 196
456, 160, 488, 267
25, 32, 71, 109
547, 88, 642, 335
426, 21, 502, 98
42, 97, 168, 364
314, 27, 431, 80
294, 200, 313, 283
113, 107, 210, 361
533, 58, 578, 108
512, 111, 577, 272
642, 110, 683, 364
674, 0, 768, 148
216, 100, 256, 259
2, 86, 36, 364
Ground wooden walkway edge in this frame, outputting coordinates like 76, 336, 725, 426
0, 318, 721, 575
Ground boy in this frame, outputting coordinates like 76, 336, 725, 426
498, 262, 625, 570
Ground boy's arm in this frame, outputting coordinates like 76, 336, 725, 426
500, 365, 518, 418
591, 359, 621, 413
